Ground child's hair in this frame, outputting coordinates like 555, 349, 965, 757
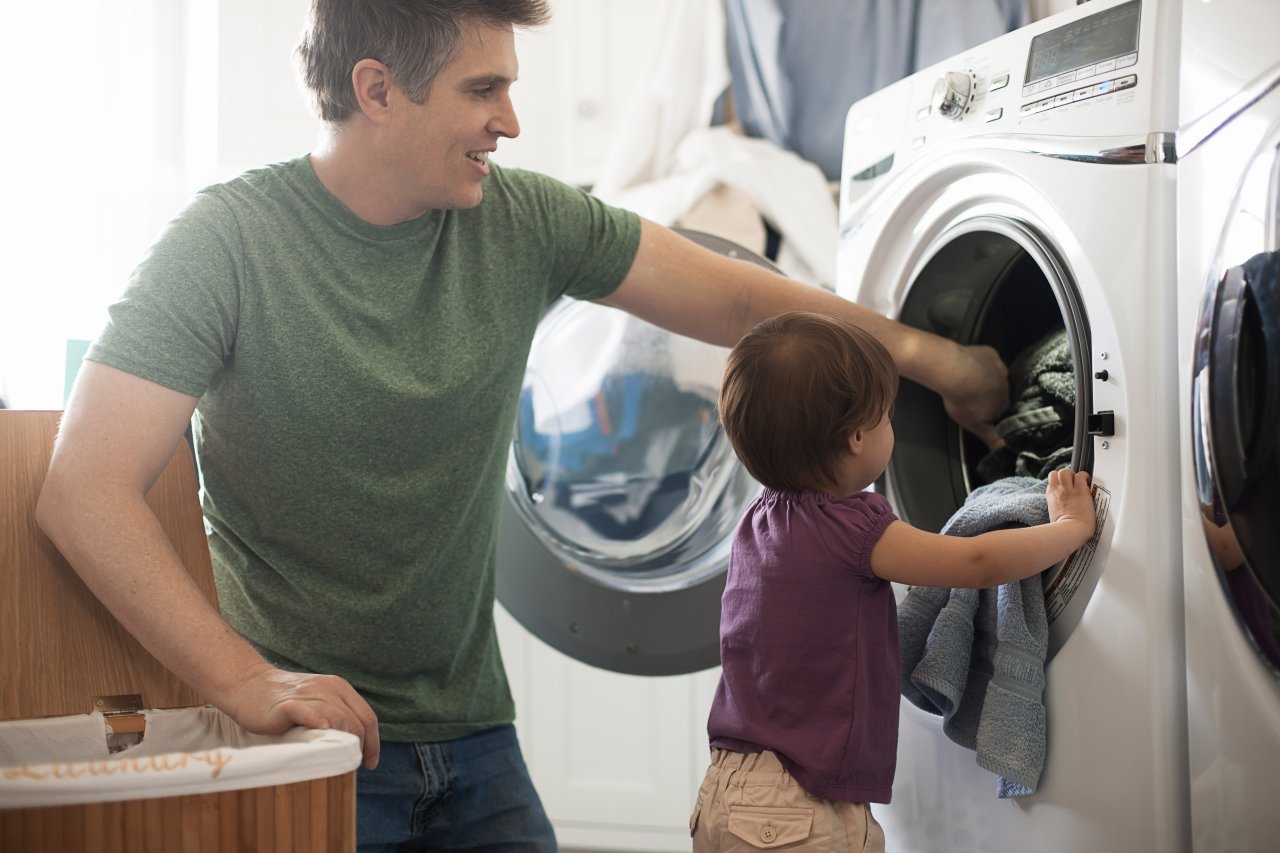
718, 311, 898, 492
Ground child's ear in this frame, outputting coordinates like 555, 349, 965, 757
847, 430, 864, 456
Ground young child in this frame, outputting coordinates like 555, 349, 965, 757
690, 311, 1096, 852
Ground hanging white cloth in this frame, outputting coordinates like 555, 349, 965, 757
600, 126, 836, 286
591, 0, 731, 201
591, 0, 836, 287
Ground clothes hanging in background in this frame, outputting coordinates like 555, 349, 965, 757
591, 0, 730, 201
978, 329, 1076, 482
596, 126, 838, 286
897, 476, 1052, 799
591, 0, 1029, 285
590, 0, 836, 286
726, 0, 1030, 181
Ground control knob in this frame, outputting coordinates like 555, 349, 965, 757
932, 70, 975, 120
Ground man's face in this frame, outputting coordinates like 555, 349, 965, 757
389, 21, 520, 211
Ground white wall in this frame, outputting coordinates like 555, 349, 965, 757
206, 0, 321, 179
1, 0, 200, 409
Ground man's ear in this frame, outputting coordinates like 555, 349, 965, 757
351, 59, 394, 121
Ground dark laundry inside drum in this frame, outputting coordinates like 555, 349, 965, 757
976, 329, 1076, 483
888, 229, 1085, 535
966, 250, 1079, 486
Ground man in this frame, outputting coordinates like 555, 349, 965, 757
36, 1, 1007, 849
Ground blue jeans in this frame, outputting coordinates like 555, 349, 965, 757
356, 724, 557, 852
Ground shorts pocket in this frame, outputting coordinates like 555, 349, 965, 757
727, 805, 814, 848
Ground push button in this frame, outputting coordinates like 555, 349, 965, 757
760, 825, 777, 843
990, 74, 1010, 91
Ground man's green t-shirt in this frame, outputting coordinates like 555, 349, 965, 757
89, 158, 642, 741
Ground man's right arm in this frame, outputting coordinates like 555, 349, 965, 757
36, 361, 380, 768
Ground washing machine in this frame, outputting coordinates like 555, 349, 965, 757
1177, 1, 1280, 849
837, 1, 1187, 850
495, 230, 776, 676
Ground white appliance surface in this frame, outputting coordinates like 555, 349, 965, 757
1178, 1, 1280, 850
837, 1, 1187, 850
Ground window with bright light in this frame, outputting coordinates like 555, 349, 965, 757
0, 2, 215, 408
0, 0, 318, 409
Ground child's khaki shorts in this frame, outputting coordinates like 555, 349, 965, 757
690, 749, 886, 852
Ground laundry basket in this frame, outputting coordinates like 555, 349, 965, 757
0, 410, 360, 852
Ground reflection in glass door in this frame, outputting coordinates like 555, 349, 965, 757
497, 231, 778, 675
1191, 132, 1280, 671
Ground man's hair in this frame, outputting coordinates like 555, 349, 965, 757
296, 0, 551, 123
718, 311, 899, 493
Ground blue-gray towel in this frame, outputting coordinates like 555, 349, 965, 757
897, 476, 1052, 798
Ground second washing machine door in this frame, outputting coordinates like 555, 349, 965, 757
1192, 107, 1280, 669
495, 230, 775, 676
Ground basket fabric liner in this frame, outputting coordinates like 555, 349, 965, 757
0, 706, 360, 808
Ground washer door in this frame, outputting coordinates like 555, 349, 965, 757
1192, 118, 1280, 670
495, 230, 775, 675
880, 215, 1095, 658
886, 216, 1092, 532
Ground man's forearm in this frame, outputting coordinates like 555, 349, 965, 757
604, 220, 1009, 441
610, 220, 958, 383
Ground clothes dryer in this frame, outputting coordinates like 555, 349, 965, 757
1177, 1, 1280, 848
837, 1, 1186, 849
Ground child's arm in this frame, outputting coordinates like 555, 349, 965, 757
870, 468, 1096, 589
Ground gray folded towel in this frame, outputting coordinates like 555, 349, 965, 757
898, 476, 1052, 798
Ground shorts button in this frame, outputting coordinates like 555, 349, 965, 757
760, 824, 777, 843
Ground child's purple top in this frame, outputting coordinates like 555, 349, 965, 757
707, 487, 900, 803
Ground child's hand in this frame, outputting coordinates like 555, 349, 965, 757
1047, 467, 1096, 546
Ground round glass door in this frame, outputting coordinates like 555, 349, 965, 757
506, 299, 752, 591
1192, 125, 1280, 671
885, 216, 1091, 535
496, 230, 777, 675
881, 215, 1094, 660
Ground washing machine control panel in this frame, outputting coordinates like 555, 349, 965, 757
1018, 0, 1141, 117
839, 0, 1172, 213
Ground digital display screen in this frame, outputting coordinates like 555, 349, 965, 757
1025, 0, 1141, 84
